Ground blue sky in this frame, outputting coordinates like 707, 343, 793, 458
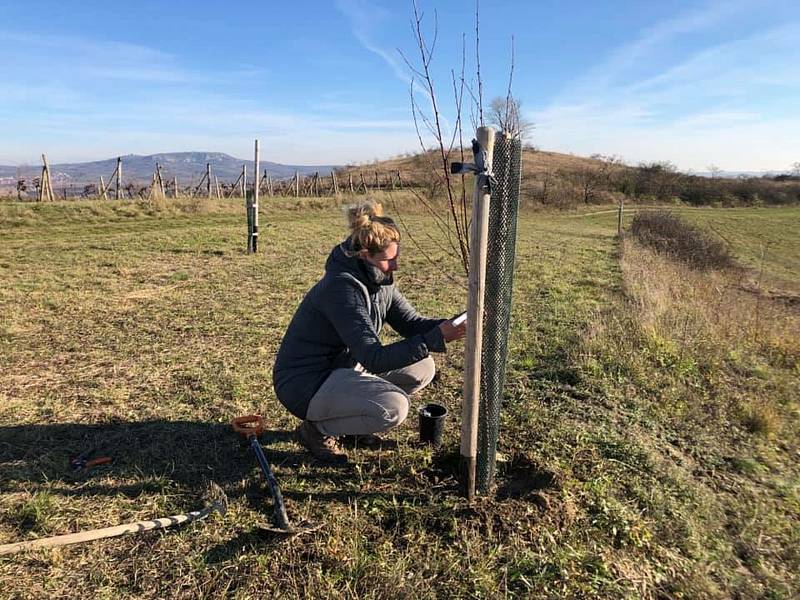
1, 0, 798, 171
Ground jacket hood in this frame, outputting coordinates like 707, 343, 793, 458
325, 238, 394, 292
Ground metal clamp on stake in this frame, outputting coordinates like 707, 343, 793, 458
450, 139, 496, 193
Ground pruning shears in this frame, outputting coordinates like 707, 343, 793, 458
70, 448, 113, 472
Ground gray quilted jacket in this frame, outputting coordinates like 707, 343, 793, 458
273, 239, 445, 419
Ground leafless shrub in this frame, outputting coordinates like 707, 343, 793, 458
630, 211, 734, 270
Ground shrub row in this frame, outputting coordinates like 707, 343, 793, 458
629, 211, 734, 270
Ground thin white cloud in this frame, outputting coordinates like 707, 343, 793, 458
335, 0, 411, 85
558, 0, 760, 99
334, 0, 453, 140
532, 1, 800, 171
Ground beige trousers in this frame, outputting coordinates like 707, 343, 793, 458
306, 356, 436, 437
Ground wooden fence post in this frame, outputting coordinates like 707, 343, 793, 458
40, 154, 54, 202
248, 139, 259, 253
331, 171, 339, 195
461, 126, 495, 501
156, 163, 165, 197
116, 157, 122, 200
348, 173, 354, 194
617, 198, 624, 237
100, 175, 108, 200
206, 164, 212, 199
174, 176, 179, 199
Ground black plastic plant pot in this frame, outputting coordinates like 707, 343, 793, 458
418, 403, 447, 447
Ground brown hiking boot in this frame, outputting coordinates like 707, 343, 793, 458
294, 420, 348, 464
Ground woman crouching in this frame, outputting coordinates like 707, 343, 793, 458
272, 201, 465, 463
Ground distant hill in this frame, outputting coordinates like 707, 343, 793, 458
0, 152, 337, 185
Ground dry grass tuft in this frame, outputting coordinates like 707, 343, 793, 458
738, 401, 781, 437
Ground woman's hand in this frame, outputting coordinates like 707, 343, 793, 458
439, 314, 467, 343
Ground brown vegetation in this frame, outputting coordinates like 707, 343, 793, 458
337, 150, 800, 209
629, 211, 734, 270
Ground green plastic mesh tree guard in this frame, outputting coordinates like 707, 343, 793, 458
477, 132, 522, 493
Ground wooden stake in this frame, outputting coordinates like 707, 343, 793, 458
45, 154, 54, 202
460, 126, 495, 501
116, 157, 122, 200
40, 154, 54, 202
617, 198, 624, 237
206, 163, 212, 199
227, 171, 242, 198
349, 173, 354, 194
360, 172, 367, 193
294, 171, 299, 197
249, 139, 259, 254
215, 176, 221, 199
267, 172, 273, 197
331, 171, 339, 195
156, 163, 165, 196
100, 175, 108, 200
174, 175, 179, 199
241, 165, 247, 198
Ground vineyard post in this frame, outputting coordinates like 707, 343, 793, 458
156, 163, 165, 197
115, 157, 122, 200
40, 154, 54, 202
248, 139, 259, 253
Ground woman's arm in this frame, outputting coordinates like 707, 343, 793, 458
320, 280, 445, 374
385, 287, 446, 338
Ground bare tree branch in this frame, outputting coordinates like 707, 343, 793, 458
475, 0, 484, 126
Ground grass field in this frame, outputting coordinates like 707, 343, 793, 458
1, 197, 798, 598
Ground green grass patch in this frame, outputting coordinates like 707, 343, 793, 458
0, 199, 798, 598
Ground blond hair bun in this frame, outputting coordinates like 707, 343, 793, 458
346, 200, 399, 254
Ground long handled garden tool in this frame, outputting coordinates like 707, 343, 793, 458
232, 415, 292, 531
0, 483, 227, 556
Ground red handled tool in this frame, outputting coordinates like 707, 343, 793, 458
70, 448, 113, 472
